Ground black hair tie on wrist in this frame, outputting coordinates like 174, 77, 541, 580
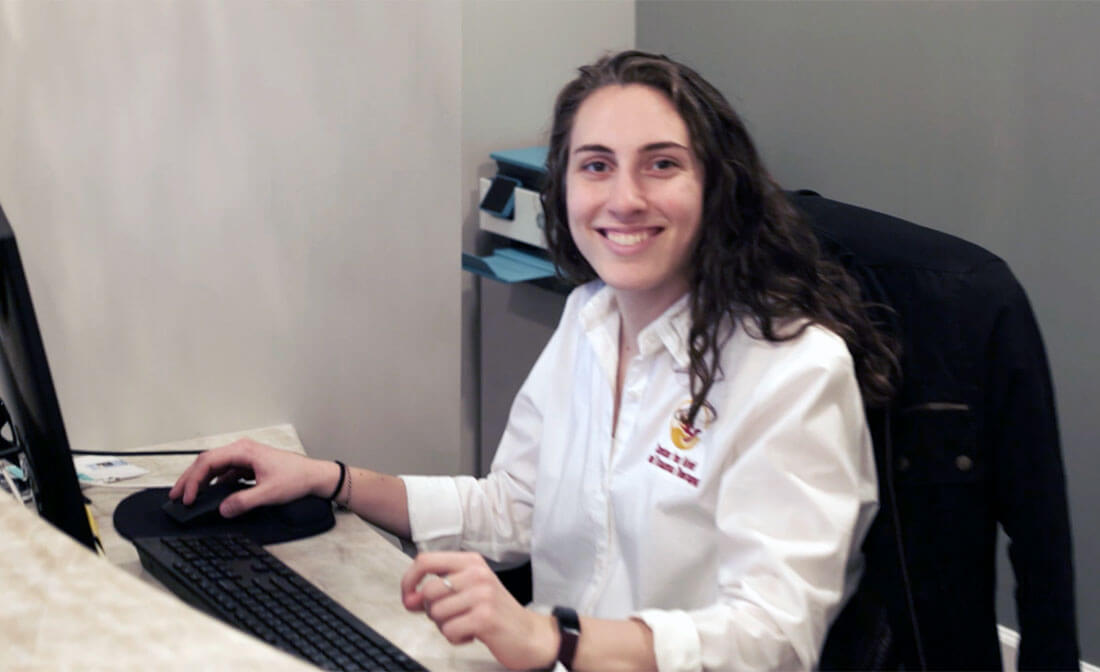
329, 460, 347, 502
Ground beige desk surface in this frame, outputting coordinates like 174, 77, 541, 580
3, 424, 502, 671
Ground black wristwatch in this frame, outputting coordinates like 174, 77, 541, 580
552, 605, 581, 670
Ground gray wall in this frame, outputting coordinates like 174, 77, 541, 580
0, 1, 463, 476
638, 0, 1097, 662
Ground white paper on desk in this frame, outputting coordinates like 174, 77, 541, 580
73, 455, 149, 484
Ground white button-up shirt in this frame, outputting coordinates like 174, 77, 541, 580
402, 282, 877, 671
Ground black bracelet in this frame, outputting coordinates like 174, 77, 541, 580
328, 460, 347, 501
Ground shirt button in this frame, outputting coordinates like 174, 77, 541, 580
896, 456, 911, 473
955, 455, 973, 472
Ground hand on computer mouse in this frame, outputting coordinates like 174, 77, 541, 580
169, 437, 340, 518
161, 478, 250, 525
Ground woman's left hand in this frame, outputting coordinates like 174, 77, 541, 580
400, 552, 558, 670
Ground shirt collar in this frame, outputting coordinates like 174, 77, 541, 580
579, 283, 692, 369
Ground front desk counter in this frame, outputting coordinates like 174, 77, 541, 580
4, 424, 502, 671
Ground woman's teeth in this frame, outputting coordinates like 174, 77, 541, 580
605, 229, 653, 246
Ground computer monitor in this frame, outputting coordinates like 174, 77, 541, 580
0, 201, 97, 550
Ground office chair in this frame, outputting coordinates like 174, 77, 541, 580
796, 191, 1080, 671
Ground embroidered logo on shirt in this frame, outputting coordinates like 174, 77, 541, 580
669, 400, 713, 451
647, 401, 712, 488
670, 415, 701, 451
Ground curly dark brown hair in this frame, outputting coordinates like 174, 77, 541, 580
542, 51, 899, 425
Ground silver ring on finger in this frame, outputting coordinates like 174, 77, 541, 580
440, 575, 457, 593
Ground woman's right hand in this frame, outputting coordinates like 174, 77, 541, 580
168, 437, 339, 518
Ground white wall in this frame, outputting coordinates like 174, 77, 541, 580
459, 0, 634, 472
0, 1, 462, 475
0, 0, 634, 477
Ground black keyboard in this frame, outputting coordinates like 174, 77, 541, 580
133, 533, 427, 671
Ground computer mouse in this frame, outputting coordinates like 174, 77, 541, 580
161, 479, 251, 526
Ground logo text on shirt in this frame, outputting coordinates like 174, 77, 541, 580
648, 444, 700, 487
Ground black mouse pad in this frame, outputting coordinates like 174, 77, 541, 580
114, 487, 335, 545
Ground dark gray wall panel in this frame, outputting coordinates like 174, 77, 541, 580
639, 1, 1097, 662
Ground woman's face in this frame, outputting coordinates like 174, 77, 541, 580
565, 84, 704, 310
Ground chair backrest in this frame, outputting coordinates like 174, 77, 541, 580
793, 191, 1079, 670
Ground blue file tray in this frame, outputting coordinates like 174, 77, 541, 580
461, 248, 556, 284
489, 147, 548, 174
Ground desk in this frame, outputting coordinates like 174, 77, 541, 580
4, 424, 502, 671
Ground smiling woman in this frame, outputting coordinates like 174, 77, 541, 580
565, 84, 705, 336
169, 51, 900, 672
542, 51, 899, 431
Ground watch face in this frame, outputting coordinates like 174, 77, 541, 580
552, 605, 581, 630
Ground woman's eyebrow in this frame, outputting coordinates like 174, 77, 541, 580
572, 141, 689, 155
572, 143, 613, 155
641, 141, 690, 153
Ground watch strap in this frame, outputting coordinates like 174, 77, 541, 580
552, 605, 581, 670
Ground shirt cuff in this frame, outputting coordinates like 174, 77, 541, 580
632, 608, 702, 672
398, 475, 464, 551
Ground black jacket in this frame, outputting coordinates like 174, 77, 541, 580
793, 192, 1080, 670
